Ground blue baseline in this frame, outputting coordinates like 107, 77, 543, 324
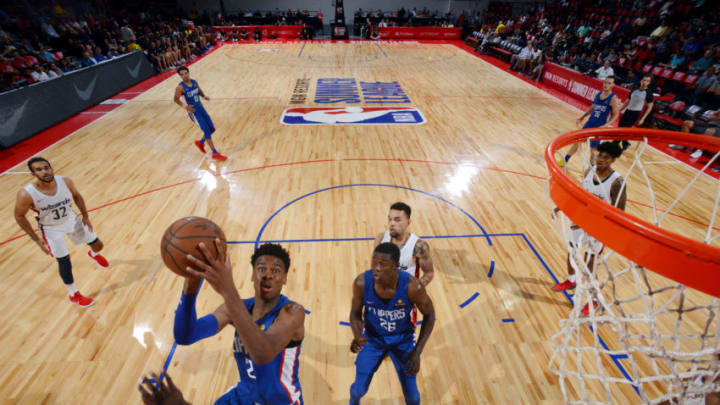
375, 43, 388, 57
519, 233, 640, 395
488, 261, 495, 278
253, 184, 492, 249
502, 318, 515, 323
298, 41, 306, 57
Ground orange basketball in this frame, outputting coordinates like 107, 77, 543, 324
160, 216, 227, 278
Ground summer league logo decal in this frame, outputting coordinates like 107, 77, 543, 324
285, 78, 423, 124
314, 78, 410, 104
281, 107, 425, 125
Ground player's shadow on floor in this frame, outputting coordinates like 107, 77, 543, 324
88, 258, 158, 298
503, 274, 571, 307
432, 247, 489, 285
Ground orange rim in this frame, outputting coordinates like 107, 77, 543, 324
546, 128, 720, 298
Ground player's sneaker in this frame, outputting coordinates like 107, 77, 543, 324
194, 140, 206, 154
553, 280, 576, 291
88, 250, 109, 268
69, 291, 95, 308
212, 152, 228, 161
690, 149, 703, 159
581, 301, 599, 317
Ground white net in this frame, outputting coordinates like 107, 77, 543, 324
548, 136, 720, 404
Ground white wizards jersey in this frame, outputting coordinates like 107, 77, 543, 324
24, 176, 76, 228
582, 168, 621, 205
381, 231, 420, 277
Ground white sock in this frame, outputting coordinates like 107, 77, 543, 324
89, 249, 98, 257
568, 274, 576, 283
66, 283, 78, 296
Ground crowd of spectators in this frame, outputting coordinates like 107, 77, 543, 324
471, 0, 720, 109
215, 9, 324, 38
353, 7, 466, 38
471, 0, 720, 164
0, 7, 216, 93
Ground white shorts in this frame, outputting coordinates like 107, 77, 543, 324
569, 226, 604, 256
39, 215, 98, 258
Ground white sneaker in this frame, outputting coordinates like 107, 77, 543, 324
690, 149, 703, 159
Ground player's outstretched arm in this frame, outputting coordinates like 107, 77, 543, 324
404, 278, 436, 375
610, 177, 627, 211
185, 239, 305, 365
413, 239, 434, 286
14, 189, 50, 255
173, 277, 227, 345
349, 274, 367, 353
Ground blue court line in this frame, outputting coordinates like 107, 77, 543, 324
161, 341, 178, 377
375, 42, 388, 57
459, 292, 480, 308
230, 233, 521, 245
253, 184, 491, 249
488, 261, 495, 278
298, 41, 306, 57
519, 234, 640, 395
305, 309, 311, 314
502, 318, 515, 323
339, 321, 351, 326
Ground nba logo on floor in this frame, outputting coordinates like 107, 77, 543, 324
281, 107, 425, 125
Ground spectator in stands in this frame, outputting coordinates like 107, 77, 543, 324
254, 27, 261, 41
80, 51, 96, 68
37, 45, 54, 63
47, 63, 62, 78
619, 69, 640, 88
59, 57, 74, 73
680, 110, 720, 160
510, 41, 534, 72
650, 19, 671, 39
240, 29, 248, 41
531, 51, 546, 82
683, 67, 717, 105
659, 51, 687, 70
93, 47, 106, 63
595, 59, 614, 80
688, 49, 715, 74
30, 64, 50, 82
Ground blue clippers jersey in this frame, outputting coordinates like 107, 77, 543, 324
363, 270, 414, 337
584, 92, 615, 128
180, 79, 203, 107
232, 295, 303, 405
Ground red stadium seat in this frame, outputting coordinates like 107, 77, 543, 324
660, 68, 673, 79
684, 74, 698, 85
652, 66, 663, 76
672, 71, 686, 82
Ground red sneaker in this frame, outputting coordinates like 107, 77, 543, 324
581, 301, 599, 317
212, 152, 227, 161
194, 140, 206, 153
553, 280, 576, 291
88, 250, 109, 268
69, 291, 95, 308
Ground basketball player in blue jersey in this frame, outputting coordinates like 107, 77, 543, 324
174, 66, 227, 161
171, 242, 305, 405
560, 76, 620, 167
349, 243, 436, 405
14, 157, 109, 308
553, 142, 627, 316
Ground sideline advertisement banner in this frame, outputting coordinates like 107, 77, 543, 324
211, 25, 302, 39
0, 51, 155, 148
542, 62, 630, 105
378, 27, 461, 40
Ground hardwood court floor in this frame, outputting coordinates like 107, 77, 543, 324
0, 42, 717, 404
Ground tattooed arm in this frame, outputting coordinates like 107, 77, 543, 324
413, 239, 434, 287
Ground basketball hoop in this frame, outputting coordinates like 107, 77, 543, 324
545, 127, 720, 404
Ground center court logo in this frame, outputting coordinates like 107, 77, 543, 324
281, 107, 425, 125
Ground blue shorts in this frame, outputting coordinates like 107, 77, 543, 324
350, 333, 420, 405
214, 381, 260, 405
188, 106, 216, 138
582, 123, 602, 148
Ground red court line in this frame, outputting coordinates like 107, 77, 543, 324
2, 157, 716, 246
